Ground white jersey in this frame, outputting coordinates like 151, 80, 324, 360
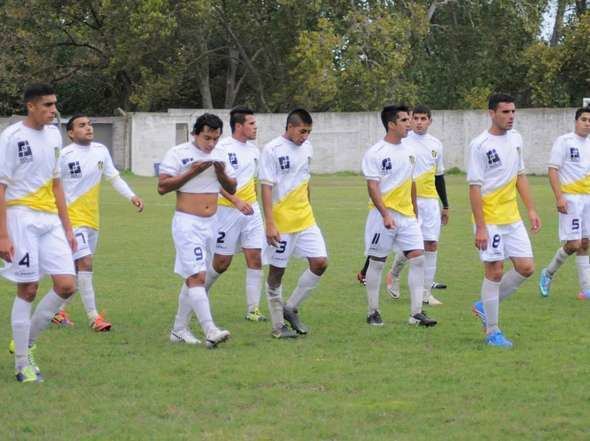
0, 121, 62, 213
406, 131, 444, 199
59, 142, 120, 230
216, 136, 259, 207
548, 132, 590, 194
361, 139, 416, 217
259, 136, 315, 234
467, 129, 525, 225
159, 141, 235, 194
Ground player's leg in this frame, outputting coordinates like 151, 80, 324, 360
357, 256, 370, 286
422, 240, 441, 305
419, 198, 443, 305
207, 253, 233, 292
500, 222, 535, 303
480, 260, 510, 346
206, 207, 241, 292
243, 248, 265, 321
12, 282, 38, 382
386, 252, 405, 299
576, 238, 590, 299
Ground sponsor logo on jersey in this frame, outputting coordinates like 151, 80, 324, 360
278, 156, 290, 171
228, 152, 238, 169
17, 140, 33, 163
569, 147, 581, 162
486, 149, 502, 168
68, 161, 82, 178
181, 157, 194, 165
381, 157, 392, 174
409, 155, 416, 165
98, 160, 104, 170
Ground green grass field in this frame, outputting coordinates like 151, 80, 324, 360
1, 175, 589, 441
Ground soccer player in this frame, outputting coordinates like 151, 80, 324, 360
385, 105, 449, 305
52, 115, 144, 331
259, 108, 328, 339
362, 104, 437, 327
468, 93, 541, 348
539, 107, 590, 299
0, 84, 77, 382
159, 113, 236, 348
205, 107, 266, 321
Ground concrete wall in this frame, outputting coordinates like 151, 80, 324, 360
130, 108, 579, 176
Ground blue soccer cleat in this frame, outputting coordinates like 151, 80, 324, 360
485, 330, 513, 348
539, 268, 553, 297
577, 290, 590, 300
472, 300, 486, 329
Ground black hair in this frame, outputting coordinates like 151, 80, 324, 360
575, 107, 590, 120
286, 108, 312, 130
229, 106, 254, 133
66, 114, 87, 131
412, 104, 431, 119
380, 104, 410, 130
23, 83, 55, 104
488, 93, 515, 111
192, 113, 223, 135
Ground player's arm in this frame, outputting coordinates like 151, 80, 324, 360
548, 167, 567, 214
435, 174, 449, 225
220, 187, 253, 215
0, 184, 14, 262
108, 176, 144, 212
261, 183, 280, 246
516, 174, 541, 233
52, 178, 77, 252
469, 184, 488, 250
213, 161, 237, 195
367, 180, 395, 229
157, 161, 213, 195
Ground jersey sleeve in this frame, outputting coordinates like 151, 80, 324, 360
515, 133, 526, 174
435, 142, 445, 175
548, 137, 564, 169
258, 147, 277, 185
361, 150, 380, 181
159, 148, 180, 176
102, 147, 120, 179
466, 142, 485, 186
0, 131, 16, 185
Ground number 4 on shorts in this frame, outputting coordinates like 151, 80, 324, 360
18, 253, 30, 267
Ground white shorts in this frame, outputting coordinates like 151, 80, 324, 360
263, 224, 328, 268
558, 194, 590, 241
417, 198, 441, 241
72, 227, 99, 260
172, 211, 216, 278
364, 208, 424, 258
477, 221, 533, 262
0, 206, 75, 283
214, 204, 264, 255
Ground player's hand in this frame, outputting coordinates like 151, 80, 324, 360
190, 161, 212, 175
234, 199, 254, 215
382, 212, 396, 230
441, 208, 449, 226
475, 225, 488, 250
65, 229, 77, 253
556, 196, 568, 214
213, 161, 227, 176
266, 224, 281, 247
528, 209, 541, 234
0, 235, 14, 263
131, 196, 144, 212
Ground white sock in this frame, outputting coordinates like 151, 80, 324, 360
11, 297, 32, 370
499, 268, 528, 302
59, 294, 74, 312
29, 290, 66, 346
575, 255, 590, 291
266, 284, 284, 330
481, 278, 500, 335
546, 247, 569, 276
408, 255, 425, 315
391, 253, 407, 278
423, 251, 437, 300
245, 268, 263, 312
186, 286, 216, 334
286, 269, 321, 310
78, 271, 99, 320
205, 266, 221, 292
366, 259, 384, 313
173, 283, 192, 331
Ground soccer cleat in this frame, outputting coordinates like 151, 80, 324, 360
539, 268, 553, 297
386, 272, 401, 299
356, 271, 366, 286
205, 328, 230, 349
9, 342, 43, 381
423, 294, 443, 306
16, 365, 40, 383
472, 301, 487, 329
245, 308, 267, 322
170, 328, 201, 345
271, 324, 299, 339
90, 314, 112, 332
577, 290, 590, 300
432, 282, 447, 289
51, 310, 74, 327
8, 339, 15, 354
408, 311, 437, 327
366, 310, 384, 326
485, 330, 513, 348
283, 305, 308, 335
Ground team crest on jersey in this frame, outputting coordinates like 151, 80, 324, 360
98, 160, 104, 170
228, 152, 238, 169
278, 156, 290, 171
381, 158, 392, 174
486, 149, 502, 168
17, 140, 33, 163
409, 155, 416, 165
68, 161, 82, 178
181, 157, 194, 165
432, 150, 437, 159
569, 147, 580, 162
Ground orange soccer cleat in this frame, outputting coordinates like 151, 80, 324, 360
52, 310, 75, 327
90, 314, 112, 332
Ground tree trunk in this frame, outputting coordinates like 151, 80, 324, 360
224, 46, 239, 108
197, 37, 213, 109
550, 0, 567, 47
575, 0, 587, 17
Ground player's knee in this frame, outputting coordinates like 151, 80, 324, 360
310, 258, 328, 275
580, 238, 589, 252
75, 256, 93, 272
18, 283, 39, 302
564, 240, 581, 254
214, 256, 232, 273
187, 273, 206, 287
54, 278, 76, 298
516, 263, 535, 278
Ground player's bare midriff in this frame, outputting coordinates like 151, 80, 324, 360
176, 192, 219, 217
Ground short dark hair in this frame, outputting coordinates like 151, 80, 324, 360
192, 113, 223, 135
229, 106, 254, 133
66, 115, 86, 132
488, 93, 515, 111
23, 83, 55, 104
575, 107, 590, 120
412, 104, 431, 119
381, 104, 410, 130
286, 108, 312, 130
